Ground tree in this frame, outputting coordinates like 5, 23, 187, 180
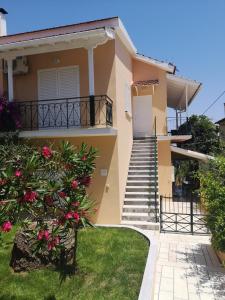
172, 115, 224, 196
179, 115, 221, 155
0, 141, 97, 273
197, 157, 225, 252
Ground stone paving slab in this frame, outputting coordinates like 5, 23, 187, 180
153, 233, 225, 300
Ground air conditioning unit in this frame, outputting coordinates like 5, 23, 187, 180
3, 56, 29, 75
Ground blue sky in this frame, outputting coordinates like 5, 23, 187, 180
1, 0, 225, 121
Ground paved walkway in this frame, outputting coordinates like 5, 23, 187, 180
153, 233, 225, 300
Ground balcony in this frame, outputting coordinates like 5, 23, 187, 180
167, 117, 191, 135
16, 95, 113, 132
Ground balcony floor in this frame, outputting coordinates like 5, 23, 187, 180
19, 127, 117, 138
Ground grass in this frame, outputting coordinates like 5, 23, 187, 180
0, 227, 149, 300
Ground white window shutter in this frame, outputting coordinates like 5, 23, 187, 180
38, 69, 58, 100
58, 67, 80, 98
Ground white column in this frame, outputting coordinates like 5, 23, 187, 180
88, 47, 95, 95
7, 58, 14, 101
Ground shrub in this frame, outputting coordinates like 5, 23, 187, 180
0, 141, 97, 271
0, 97, 21, 132
198, 157, 225, 252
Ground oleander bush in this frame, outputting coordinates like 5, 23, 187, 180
198, 156, 225, 252
0, 140, 97, 272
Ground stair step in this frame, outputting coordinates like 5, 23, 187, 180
127, 180, 154, 185
127, 176, 158, 181
128, 171, 158, 175
133, 137, 156, 140
123, 205, 157, 213
131, 156, 157, 159
126, 186, 158, 192
122, 212, 151, 221
124, 199, 157, 206
129, 161, 154, 165
121, 220, 159, 230
125, 192, 158, 199
129, 166, 156, 170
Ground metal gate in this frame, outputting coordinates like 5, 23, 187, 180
160, 195, 209, 234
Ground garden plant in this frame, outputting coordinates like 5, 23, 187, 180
198, 156, 225, 254
0, 140, 97, 273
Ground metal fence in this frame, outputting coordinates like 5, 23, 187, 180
160, 195, 209, 235
16, 95, 113, 131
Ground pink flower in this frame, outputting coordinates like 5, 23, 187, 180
71, 180, 78, 190
42, 146, 52, 159
58, 191, 67, 199
15, 170, 22, 177
73, 212, 80, 221
43, 230, 50, 240
47, 236, 60, 250
81, 155, 87, 161
47, 241, 54, 251
1, 221, 12, 232
79, 176, 91, 187
24, 191, 38, 202
65, 212, 73, 219
71, 201, 80, 207
37, 230, 44, 240
37, 230, 50, 241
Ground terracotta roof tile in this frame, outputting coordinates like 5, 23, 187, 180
132, 79, 159, 87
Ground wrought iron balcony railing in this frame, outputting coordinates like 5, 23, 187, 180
16, 95, 113, 131
167, 117, 191, 135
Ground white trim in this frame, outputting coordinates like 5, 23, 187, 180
171, 145, 214, 161
7, 58, 13, 101
88, 47, 95, 95
157, 135, 192, 142
0, 29, 114, 59
96, 224, 159, 300
116, 18, 137, 54
19, 127, 117, 138
135, 53, 175, 74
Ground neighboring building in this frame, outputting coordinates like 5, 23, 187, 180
0, 9, 201, 228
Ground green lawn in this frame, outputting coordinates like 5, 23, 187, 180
0, 227, 149, 300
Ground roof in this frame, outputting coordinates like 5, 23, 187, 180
215, 117, 225, 125
171, 146, 213, 162
167, 74, 202, 110
132, 79, 159, 87
0, 15, 175, 73
0, 16, 118, 45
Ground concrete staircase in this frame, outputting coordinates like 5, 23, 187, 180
121, 137, 159, 230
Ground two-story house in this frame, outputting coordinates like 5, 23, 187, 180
0, 9, 201, 229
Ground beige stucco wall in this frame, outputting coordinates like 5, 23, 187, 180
115, 36, 133, 212
132, 60, 167, 135
157, 140, 172, 197
29, 136, 121, 224
8, 40, 115, 105
0, 36, 173, 222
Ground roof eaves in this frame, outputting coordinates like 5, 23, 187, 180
0, 16, 118, 41
135, 53, 176, 73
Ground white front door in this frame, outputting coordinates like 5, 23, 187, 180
38, 66, 80, 128
132, 95, 153, 137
